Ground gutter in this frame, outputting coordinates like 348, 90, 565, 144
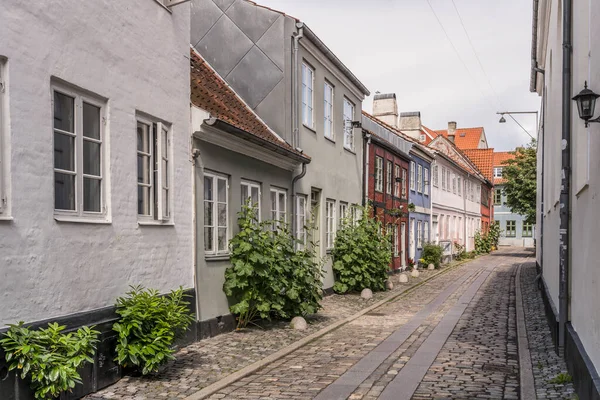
291, 162, 307, 247
363, 131, 372, 206
558, 0, 572, 354
530, 0, 545, 93
203, 118, 310, 164
292, 23, 304, 149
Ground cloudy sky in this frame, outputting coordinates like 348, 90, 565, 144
258, 0, 541, 151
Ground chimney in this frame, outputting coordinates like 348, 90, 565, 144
398, 111, 423, 141
447, 121, 457, 143
373, 93, 398, 128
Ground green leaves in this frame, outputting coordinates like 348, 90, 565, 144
223, 201, 324, 329
422, 243, 444, 267
331, 206, 392, 294
0, 321, 99, 399
113, 286, 194, 375
502, 140, 537, 225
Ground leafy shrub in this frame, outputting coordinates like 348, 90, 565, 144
113, 286, 194, 375
453, 242, 467, 260
0, 322, 99, 399
223, 203, 324, 329
421, 242, 444, 268
475, 222, 502, 254
331, 206, 391, 293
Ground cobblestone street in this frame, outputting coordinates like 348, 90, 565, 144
89, 249, 577, 400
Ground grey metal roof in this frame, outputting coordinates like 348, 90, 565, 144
362, 115, 412, 157
374, 93, 396, 100
400, 111, 421, 117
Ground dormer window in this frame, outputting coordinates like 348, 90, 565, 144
493, 167, 503, 178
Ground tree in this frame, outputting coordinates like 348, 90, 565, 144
502, 140, 537, 225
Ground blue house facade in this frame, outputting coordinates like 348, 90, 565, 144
493, 185, 535, 247
408, 145, 434, 264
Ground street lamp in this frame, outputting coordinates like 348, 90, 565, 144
572, 81, 600, 127
496, 111, 538, 140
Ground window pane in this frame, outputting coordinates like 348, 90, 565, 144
54, 133, 75, 171
162, 128, 168, 158
250, 186, 259, 205
271, 191, 277, 211
137, 122, 150, 153
83, 177, 101, 212
55, 172, 75, 210
54, 92, 74, 132
217, 178, 227, 202
137, 155, 150, 184
204, 201, 213, 226
218, 203, 227, 226
162, 189, 169, 218
204, 176, 213, 200
162, 159, 168, 187
218, 228, 227, 251
204, 227, 213, 251
138, 186, 151, 215
83, 102, 100, 139
278, 193, 285, 213
83, 141, 101, 176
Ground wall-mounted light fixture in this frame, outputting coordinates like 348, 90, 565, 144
572, 81, 600, 127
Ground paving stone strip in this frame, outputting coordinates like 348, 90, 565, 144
515, 262, 536, 399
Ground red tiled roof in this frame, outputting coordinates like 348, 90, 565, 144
421, 126, 438, 145
463, 149, 494, 182
190, 48, 307, 160
428, 135, 483, 178
492, 151, 515, 184
435, 127, 485, 150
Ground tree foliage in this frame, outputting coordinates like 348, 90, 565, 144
223, 202, 324, 329
331, 206, 391, 294
502, 141, 537, 225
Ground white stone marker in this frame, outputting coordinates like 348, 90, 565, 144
360, 288, 373, 299
290, 316, 308, 330
411, 269, 420, 278
398, 273, 409, 283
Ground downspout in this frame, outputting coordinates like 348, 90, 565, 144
539, 88, 546, 277
429, 159, 434, 244
558, 0, 572, 354
292, 162, 307, 246
291, 23, 305, 248
464, 173, 469, 250
364, 132, 371, 206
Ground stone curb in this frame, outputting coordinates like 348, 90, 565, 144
184, 257, 478, 400
515, 261, 537, 400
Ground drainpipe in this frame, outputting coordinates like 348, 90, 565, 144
364, 132, 371, 206
464, 173, 469, 250
539, 88, 546, 278
292, 162, 307, 246
292, 22, 304, 149
558, 0, 572, 354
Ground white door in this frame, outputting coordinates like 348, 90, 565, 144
409, 218, 415, 260
401, 222, 406, 268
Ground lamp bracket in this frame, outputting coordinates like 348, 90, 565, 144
585, 116, 600, 127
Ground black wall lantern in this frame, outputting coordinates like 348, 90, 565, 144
573, 81, 600, 127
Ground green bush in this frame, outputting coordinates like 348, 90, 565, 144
421, 242, 444, 268
453, 242, 467, 260
475, 222, 502, 254
113, 286, 194, 375
331, 206, 391, 293
0, 322, 99, 399
223, 203, 324, 329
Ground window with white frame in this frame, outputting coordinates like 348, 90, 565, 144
270, 188, 286, 228
343, 98, 355, 150
424, 221, 429, 243
441, 167, 446, 190
137, 118, 172, 221
241, 181, 261, 221
402, 169, 407, 198
452, 174, 456, 194
204, 172, 228, 254
410, 161, 416, 191
417, 220, 422, 248
394, 165, 400, 197
424, 168, 429, 196
296, 195, 307, 249
459, 217, 463, 240
324, 81, 334, 139
417, 164, 423, 193
0, 58, 6, 215
375, 156, 383, 192
386, 160, 393, 194
457, 177, 462, 197
339, 202, 348, 226
493, 167, 503, 177
301, 62, 314, 128
325, 199, 336, 249
53, 85, 107, 218
351, 204, 361, 225
393, 224, 399, 256
433, 165, 439, 187
446, 169, 451, 192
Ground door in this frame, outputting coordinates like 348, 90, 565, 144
401, 222, 406, 268
409, 218, 415, 260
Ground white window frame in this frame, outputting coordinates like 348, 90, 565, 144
441, 167, 446, 190
417, 164, 423, 193
433, 165, 439, 187
494, 167, 503, 178
452, 173, 456, 194
402, 168, 407, 198
270, 187, 287, 228
325, 199, 336, 249
0, 57, 7, 216
424, 221, 429, 243
204, 172, 229, 255
241, 180, 262, 221
394, 164, 400, 197
375, 156, 384, 192
386, 160, 393, 195
296, 194, 308, 249
424, 168, 429, 196
417, 220, 422, 249
53, 83, 109, 221
410, 161, 416, 191
339, 201, 348, 227
324, 81, 334, 140
393, 224, 399, 256
457, 177, 462, 197
301, 62, 314, 129
351, 204, 361, 226
136, 115, 172, 223
343, 97, 355, 151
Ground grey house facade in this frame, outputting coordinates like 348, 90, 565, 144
191, 0, 370, 292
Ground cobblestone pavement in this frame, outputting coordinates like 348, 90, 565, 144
88, 266, 441, 399
521, 262, 576, 399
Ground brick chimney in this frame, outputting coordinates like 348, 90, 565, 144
398, 111, 423, 141
447, 121, 457, 143
372, 93, 398, 128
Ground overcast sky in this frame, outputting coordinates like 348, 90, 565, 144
258, 0, 541, 151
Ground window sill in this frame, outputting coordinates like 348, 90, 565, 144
0, 215, 14, 222
324, 136, 336, 144
302, 124, 316, 134
205, 254, 230, 261
138, 220, 175, 227
343, 147, 356, 155
54, 215, 112, 224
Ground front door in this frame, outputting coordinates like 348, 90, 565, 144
401, 222, 406, 268
409, 218, 415, 261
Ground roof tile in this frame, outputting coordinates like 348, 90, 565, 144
435, 127, 484, 149
463, 148, 494, 182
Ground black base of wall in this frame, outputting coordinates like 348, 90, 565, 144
197, 314, 236, 340
0, 288, 197, 400
566, 323, 600, 400
539, 277, 560, 352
